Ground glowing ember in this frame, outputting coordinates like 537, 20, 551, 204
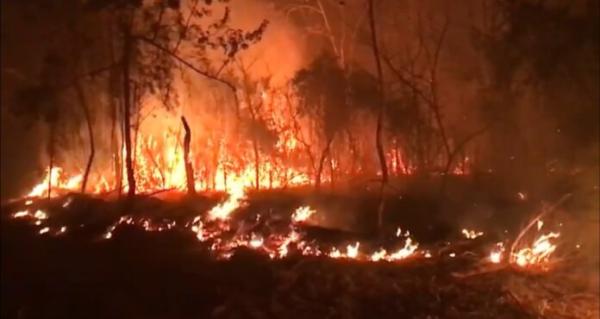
489, 242, 505, 264
396, 227, 410, 237
329, 247, 342, 258
38, 227, 50, 234
346, 242, 360, 258
13, 211, 29, 218
249, 234, 264, 248
62, 197, 74, 208
370, 248, 387, 262
33, 210, 48, 220
291, 206, 316, 223
462, 228, 484, 239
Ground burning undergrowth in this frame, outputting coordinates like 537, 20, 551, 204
3, 185, 592, 270
2, 189, 598, 318
2, 176, 598, 318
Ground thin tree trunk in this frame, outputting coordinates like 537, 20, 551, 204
252, 139, 260, 190
315, 136, 334, 189
122, 29, 136, 198
181, 116, 196, 195
112, 98, 122, 195
346, 129, 357, 175
368, 0, 388, 232
108, 23, 122, 196
329, 155, 335, 189
74, 81, 95, 194
47, 123, 55, 199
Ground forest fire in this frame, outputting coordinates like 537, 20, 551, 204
1, 0, 597, 317
13, 169, 569, 270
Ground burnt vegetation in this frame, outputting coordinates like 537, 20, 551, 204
1, 0, 598, 318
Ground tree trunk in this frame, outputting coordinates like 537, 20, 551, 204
108, 20, 122, 196
122, 30, 136, 198
47, 123, 55, 199
346, 129, 357, 175
181, 116, 196, 196
252, 139, 260, 190
315, 136, 334, 189
74, 80, 95, 194
368, 0, 388, 232
111, 97, 122, 195
329, 155, 335, 189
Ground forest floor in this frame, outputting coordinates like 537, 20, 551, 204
1, 186, 598, 319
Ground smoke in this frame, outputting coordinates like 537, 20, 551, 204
227, 0, 310, 86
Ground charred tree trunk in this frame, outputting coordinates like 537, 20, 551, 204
74, 81, 95, 194
368, 0, 388, 232
47, 123, 55, 199
315, 136, 334, 189
108, 21, 122, 196
181, 116, 196, 196
111, 97, 122, 195
122, 30, 136, 198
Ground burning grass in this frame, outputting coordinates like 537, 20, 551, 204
2, 187, 597, 318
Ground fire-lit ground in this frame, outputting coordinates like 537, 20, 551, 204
2, 186, 598, 319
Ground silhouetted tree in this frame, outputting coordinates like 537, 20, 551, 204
294, 54, 347, 189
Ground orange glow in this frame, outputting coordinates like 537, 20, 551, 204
511, 232, 560, 268
489, 242, 505, 264
291, 206, 316, 223
462, 228, 484, 239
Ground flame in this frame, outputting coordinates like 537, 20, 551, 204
512, 232, 560, 268
387, 238, 419, 261
291, 206, 316, 223
21, 81, 476, 201
9, 195, 424, 265
207, 181, 246, 220
249, 234, 264, 248
370, 248, 387, 261
346, 242, 360, 258
329, 247, 342, 258
28, 167, 63, 197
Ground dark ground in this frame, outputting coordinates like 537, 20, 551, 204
2, 221, 533, 319
1, 184, 598, 319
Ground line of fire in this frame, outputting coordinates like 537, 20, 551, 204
1, 0, 598, 318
